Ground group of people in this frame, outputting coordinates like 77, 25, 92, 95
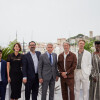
0, 40, 100, 100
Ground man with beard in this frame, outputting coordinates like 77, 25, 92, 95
58, 42, 77, 100
22, 41, 41, 100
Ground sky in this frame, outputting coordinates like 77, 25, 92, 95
0, 0, 100, 47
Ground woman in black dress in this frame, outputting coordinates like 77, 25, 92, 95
7, 43, 23, 100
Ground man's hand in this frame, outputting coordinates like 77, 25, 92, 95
61, 72, 67, 78
39, 78, 43, 83
63, 75, 67, 78
8, 76, 11, 83
23, 78, 27, 84
56, 76, 59, 81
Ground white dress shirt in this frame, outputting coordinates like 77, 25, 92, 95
30, 51, 38, 74
64, 52, 69, 72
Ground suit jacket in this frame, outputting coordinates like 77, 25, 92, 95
22, 51, 41, 80
75, 50, 92, 79
1, 59, 8, 85
38, 52, 59, 81
58, 51, 77, 79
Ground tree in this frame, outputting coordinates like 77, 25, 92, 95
84, 40, 94, 53
2, 39, 17, 61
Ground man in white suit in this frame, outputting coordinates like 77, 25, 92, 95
74, 40, 92, 100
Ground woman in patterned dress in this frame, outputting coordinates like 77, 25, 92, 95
89, 41, 100, 100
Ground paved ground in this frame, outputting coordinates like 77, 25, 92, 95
5, 81, 86, 100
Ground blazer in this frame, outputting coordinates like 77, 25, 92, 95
75, 50, 92, 79
58, 51, 77, 79
38, 52, 59, 81
22, 51, 41, 80
1, 59, 8, 85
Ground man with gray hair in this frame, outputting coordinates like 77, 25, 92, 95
58, 41, 77, 100
38, 43, 59, 100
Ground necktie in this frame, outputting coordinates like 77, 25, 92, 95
49, 54, 52, 64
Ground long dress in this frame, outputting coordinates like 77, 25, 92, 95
89, 53, 100, 100
7, 53, 23, 99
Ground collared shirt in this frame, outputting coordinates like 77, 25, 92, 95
30, 51, 38, 74
46, 52, 53, 64
64, 52, 69, 71
77, 51, 84, 69
0, 62, 2, 81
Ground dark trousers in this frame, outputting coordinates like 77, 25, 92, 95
25, 74, 39, 100
61, 78, 74, 100
0, 82, 6, 100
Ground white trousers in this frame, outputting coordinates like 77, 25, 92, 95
74, 69, 89, 100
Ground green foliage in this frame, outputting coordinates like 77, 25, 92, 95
70, 34, 84, 39
2, 39, 17, 61
70, 42, 77, 46
84, 40, 94, 53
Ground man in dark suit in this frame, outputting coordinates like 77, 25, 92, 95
0, 49, 8, 100
38, 43, 59, 100
22, 41, 41, 100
